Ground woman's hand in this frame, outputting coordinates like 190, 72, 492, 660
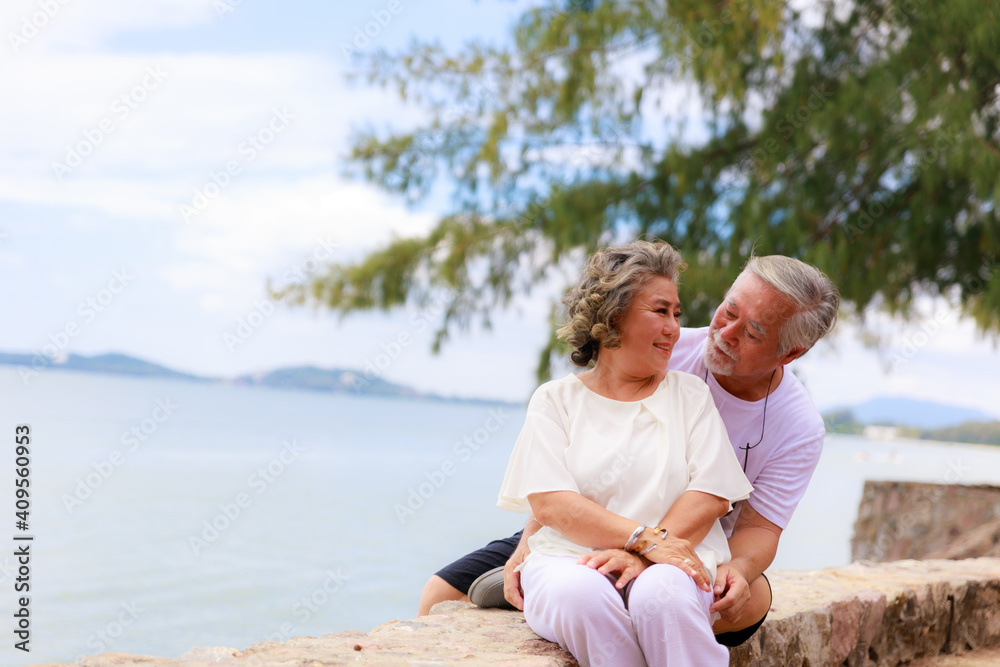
577, 549, 647, 589
642, 534, 712, 592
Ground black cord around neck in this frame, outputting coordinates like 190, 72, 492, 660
705, 367, 776, 472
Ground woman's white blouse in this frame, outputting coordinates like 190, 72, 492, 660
498, 372, 754, 581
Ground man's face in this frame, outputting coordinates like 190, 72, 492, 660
705, 272, 801, 379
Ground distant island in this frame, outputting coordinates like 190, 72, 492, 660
823, 397, 1000, 446
0, 351, 518, 406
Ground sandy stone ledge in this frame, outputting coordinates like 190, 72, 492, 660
39, 558, 1000, 667
728, 558, 1000, 666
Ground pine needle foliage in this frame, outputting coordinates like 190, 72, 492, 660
274, 0, 1000, 382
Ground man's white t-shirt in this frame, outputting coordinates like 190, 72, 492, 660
669, 327, 826, 534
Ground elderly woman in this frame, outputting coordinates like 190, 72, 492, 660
498, 240, 753, 666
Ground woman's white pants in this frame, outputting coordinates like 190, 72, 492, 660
521, 554, 730, 667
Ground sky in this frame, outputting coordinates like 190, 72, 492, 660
1, 0, 998, 418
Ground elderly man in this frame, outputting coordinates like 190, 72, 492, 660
418, 254, 839, 647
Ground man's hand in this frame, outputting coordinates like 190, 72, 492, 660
577, 549, 647, 588
710, 562, 751, 622
503, 541, 530, 610
643, 534, 712, 592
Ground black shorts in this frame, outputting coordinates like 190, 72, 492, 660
435, 532, 769, 647
435, 530, 522, 594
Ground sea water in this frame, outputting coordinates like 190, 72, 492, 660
2, 367, 1000, 665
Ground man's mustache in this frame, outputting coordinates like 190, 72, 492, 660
711, 330, 738, 360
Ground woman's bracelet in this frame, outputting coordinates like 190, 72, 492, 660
638, 542, 658, 556
624, 524, 646, 551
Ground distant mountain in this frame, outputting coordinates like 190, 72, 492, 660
231, 366, 424, 398
842, 396, 995, 429
822, 398, 1000, 446
913, 421, 1000, 446
0, 350, 512, 404
0, 351, 204, 381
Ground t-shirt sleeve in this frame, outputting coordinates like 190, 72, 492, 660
497, 385, 579, 513
745, 426, 824, 529
683, 382, 755, 508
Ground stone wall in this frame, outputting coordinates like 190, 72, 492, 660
727, 558, 1000, 667
66, 558, 1000, 667
851, 482, 1000, 561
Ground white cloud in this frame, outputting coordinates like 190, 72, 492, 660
2, 0, 215, 53
160, 261, 236, 292
0, 40, 434, 299
793, 303, 1000, 420
0, 51, 380, 181
170, 176, 438, 297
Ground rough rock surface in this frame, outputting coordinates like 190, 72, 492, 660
926, 517, 1000, 560
852, 482, 1000, 562
727, 558, 1000, 667
39, 559, 1000, 667
906, 648, 1000, 666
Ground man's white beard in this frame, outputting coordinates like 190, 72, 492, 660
704, 329, 737, 375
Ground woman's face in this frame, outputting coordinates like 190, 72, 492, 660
611, 275, 682, 377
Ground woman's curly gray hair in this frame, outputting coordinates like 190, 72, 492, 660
557, 240, 686, 367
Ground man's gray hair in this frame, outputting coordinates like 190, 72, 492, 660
741, 256, 840, 356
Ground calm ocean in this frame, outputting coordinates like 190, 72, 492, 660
3, 367, 1000, 665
